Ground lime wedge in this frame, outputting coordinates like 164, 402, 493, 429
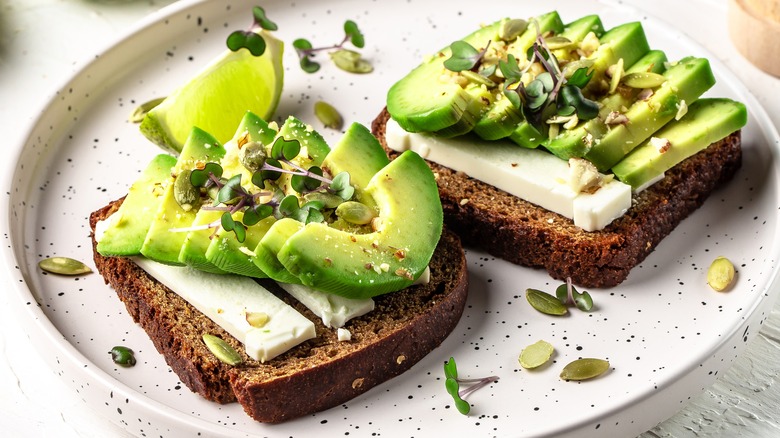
140, 30, 284, 153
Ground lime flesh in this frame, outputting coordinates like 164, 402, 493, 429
140, 30, 284, 153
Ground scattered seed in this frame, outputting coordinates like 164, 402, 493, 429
460, 70, 497, 88
314, 101, 344, 130
336, 201, 376, 225
560, 358, 610, 381
329, 49, 373, 74
526, 288, 568, 315
202, 334, 242, 365
499, 18, 528, 41
707, 256, 736, 291
622, 72, 667, 89
110, 346, 136, 367
519, 340, 554, 369
38, 257, 92, 275
246, 311, 269, 328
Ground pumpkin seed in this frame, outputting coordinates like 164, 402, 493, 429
707, 256, 736, 291
622, 72, 667, 89
526, 288, 568, 315
499, 18, 528, 41
202, 334, 242, 365
560, 358, 610, 381
519, 340, 554, 369
336, 201, 377, 225
608, 58, 624, 95
129, 97, 165, 123
562, 59, 595, 79
110, 345, 136, 367
544, 36, 576, 51
314, 101, 344, 130
238, 141, 268, 173
173, 169, 200, 211
329, 49, 373, 74
304, 191, 344, 209
38, 257, 92, 276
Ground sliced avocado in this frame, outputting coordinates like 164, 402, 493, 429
277, 150, 443, 299
472, 14, 602, 140
322, 122, 390, 201
96, 154, 177, 256
509, 21, 651, 148
207, 214, 275, 277
179, 112, 278, 275
253, 218, 304, 284
276, 115, 330, 165
201, 111, 280, 277
140, 127, 225, 265
386, 20, 503, 135
584, 56, 716, 170
611, 98, 747, 189
545, 49, 668, 160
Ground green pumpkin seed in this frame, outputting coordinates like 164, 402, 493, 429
562, 59, 595, 79
336, 201, 377, 225
329, 49, 373, 74
544, 36, 576, 51
173, 169, 200, 211
129, 97, 165, 123
622, 72, 667, 89
239, 141, 268, 173
519, 340, 554, 369
499, 18, 528, 41
110, 345, 136, 367
461, 70, 497, 88
314, 101, 344, 130
526, 288, 568, 315
202, 334, 243, 365
707, 256, 736, 291
38, 257, 92, 275
560, 358, 610, 381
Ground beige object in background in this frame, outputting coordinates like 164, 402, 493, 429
729, 0, 780, 76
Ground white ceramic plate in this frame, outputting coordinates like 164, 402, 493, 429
3, 0, 779, 437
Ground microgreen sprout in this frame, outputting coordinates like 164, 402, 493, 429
554, 277, 594, 312
170, 136, 354, 242
443, 357, 499, 415
443, 40, 491, 72
226, 6, 279, 56
293, 20, 371, 73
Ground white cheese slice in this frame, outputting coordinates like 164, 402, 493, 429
132, 257, 316, 363
385, 120, 632, 231
277, 282, 374, 328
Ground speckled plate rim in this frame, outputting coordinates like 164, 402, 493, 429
1, 0, 779, 437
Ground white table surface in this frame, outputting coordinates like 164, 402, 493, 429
2, 0, 779, 437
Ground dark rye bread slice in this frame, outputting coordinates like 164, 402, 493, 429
372, 107, 742, 288
89, 199, 468, 423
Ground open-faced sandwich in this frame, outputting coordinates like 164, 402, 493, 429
90, 112, 468, 422
372, 11, 746, 287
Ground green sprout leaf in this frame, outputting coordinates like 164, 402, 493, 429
567, 66, 593, 89
291, 166, 324, 193
216, 174, 245, 205
253, 157, 283, 185
221, 212, 247, 243
443, 40, 482, 72
572, 288, 594, 312
226, 31, 267, 56
559, 85, 599, 120
252, 6, 278, 31
271, 137, 301, 161
442, 357, 498, 417
242, 204, 273, 226
190, 162, 223, 187
344, 20, 364, 48
329, 171, 355, 200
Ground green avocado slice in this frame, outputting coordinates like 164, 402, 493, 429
139, 127, 225, 266
276, 150, 444, 299
584, 56, 716, 171
611, 98, 747, 189
96, 154, 177, 256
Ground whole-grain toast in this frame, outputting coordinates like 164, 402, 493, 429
89, 198, 468, 423
371, 107, 742, 288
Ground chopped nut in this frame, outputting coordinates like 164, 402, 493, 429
352, 378, 365, 389
650, 137, 672, 153
246, 312, 269, 328
460, 198, 470, 206
568, 157, 604, 194
396, 355, 406, 365
394, 249, 406, 260
395, 268, 414, 280
604, 111, 629, 126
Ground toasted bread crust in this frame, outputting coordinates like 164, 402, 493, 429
90, 200, 468, 422
371, 107, 742, 288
